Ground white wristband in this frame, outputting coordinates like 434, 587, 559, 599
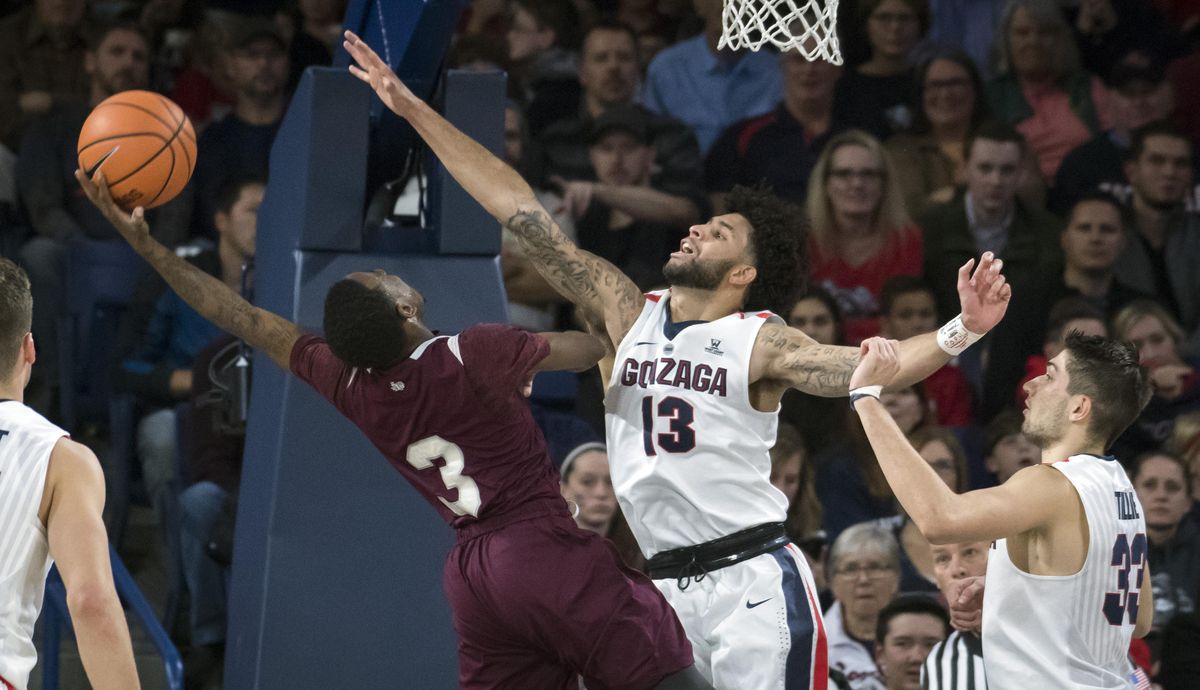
849, 385, 883, 411
937, 314, 984, 356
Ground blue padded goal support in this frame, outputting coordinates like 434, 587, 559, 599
224, 0, 510, 686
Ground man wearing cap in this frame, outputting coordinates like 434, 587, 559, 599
1051, 50, 1178, 215
552, 104, 691, 289
533, 19, 704, 210
190, 19, 288, 239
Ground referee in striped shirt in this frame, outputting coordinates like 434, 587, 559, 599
922, 540, 990, 690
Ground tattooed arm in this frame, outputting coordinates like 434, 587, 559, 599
77, 171, 302, 370
750, 325, 975, 397
343, 31, 643, 346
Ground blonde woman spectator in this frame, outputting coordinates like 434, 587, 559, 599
806, 130, 922, 345
986, 0, 1111, 182
1110, 300, 1200, 459
1168, 411, 1200, 506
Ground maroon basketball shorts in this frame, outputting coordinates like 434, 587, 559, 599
445, 512, 693, 690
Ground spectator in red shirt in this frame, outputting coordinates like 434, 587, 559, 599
806, 129, 923, 344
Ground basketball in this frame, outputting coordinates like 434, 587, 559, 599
77, 90, 197, 211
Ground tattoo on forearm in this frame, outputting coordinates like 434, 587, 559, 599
504, 208, 642, 333
144, 242, 297, 362
760, 325, 860, 395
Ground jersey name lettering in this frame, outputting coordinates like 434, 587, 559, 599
617, 357, 729, 396
1115, 491, 1140, 520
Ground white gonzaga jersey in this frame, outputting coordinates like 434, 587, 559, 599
983, 454, 1146, 690
606, 290, 789, 558
0, 401, 66, 690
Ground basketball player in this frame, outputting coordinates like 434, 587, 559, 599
0, 258, 140, 690
76, 175, 713, 690
848, 333, 1154, 688
341, 31, 1011, 689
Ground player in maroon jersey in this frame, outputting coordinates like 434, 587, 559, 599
77, 175, 712, 689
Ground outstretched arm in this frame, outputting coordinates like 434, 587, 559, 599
76, 170, 302, 370
752, 253, 1012, 396
848, 338, 1071, 544
342, 31, 643, 347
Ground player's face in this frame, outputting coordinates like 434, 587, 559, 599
663, 213, 752, 290
1021, 352, 1072, 446
561, 450, 616, 532
881, 386, 925, 435
876, 613, 946, 690
579, 29, 638, 106
770, 451, 803, 505
90, 29, 150, 96
1125, 314, 1181, 368
1061, 201, 1124, 274
930, 540, 988, 596
347, 270, 425, 321
964, 139, 1022, 216
1127, 135, 1193, 207
1133, 455, 1191, 532
788, 297, 837, 345
826, 144, 885, 220
918, 439, 958, 490
881, 291, 936, 341
985, 432, 1039, 484
831, 550, 900, 619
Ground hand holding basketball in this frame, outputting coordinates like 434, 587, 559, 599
344, 30, 418, 117
849, 337, 901, 391
75, 169, 151, 250
77, 90, 196, 212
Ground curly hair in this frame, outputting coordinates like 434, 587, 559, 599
725, 184, 807, 315
323, 279, 410, 370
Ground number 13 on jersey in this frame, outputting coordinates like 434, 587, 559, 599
640, 395, 697, 455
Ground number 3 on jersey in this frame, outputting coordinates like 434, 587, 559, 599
406, 436, 481, 517
1103, 532, 1147, 625
641, 395, 696, 455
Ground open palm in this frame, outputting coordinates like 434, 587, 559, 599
343, 30, 416, 117
957, 252, 1012, 334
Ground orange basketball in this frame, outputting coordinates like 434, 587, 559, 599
77, 90, 197, 211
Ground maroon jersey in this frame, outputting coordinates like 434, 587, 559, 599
289, 324, 565, 528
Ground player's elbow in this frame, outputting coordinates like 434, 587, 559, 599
1133, 621, 1151, 639
66, 580, 122, 625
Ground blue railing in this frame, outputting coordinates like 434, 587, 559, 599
41, 544, 184, 690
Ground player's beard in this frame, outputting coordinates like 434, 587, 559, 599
1021, 407, 1066, 448
662, 256, 735, 291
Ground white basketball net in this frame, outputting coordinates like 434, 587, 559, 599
720, 0, 843, 64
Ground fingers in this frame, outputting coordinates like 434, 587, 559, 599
986, 273, 1007, 301
956, 258, 975, 289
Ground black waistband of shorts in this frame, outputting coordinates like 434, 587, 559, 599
646, 522, 789, 589
455, 497, 572, 542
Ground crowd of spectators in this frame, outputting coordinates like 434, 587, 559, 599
3, 0, 1200, 688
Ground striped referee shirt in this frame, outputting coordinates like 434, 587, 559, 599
921, 630, 987, 690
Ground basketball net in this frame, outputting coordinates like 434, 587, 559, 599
719, 0, 843, 64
